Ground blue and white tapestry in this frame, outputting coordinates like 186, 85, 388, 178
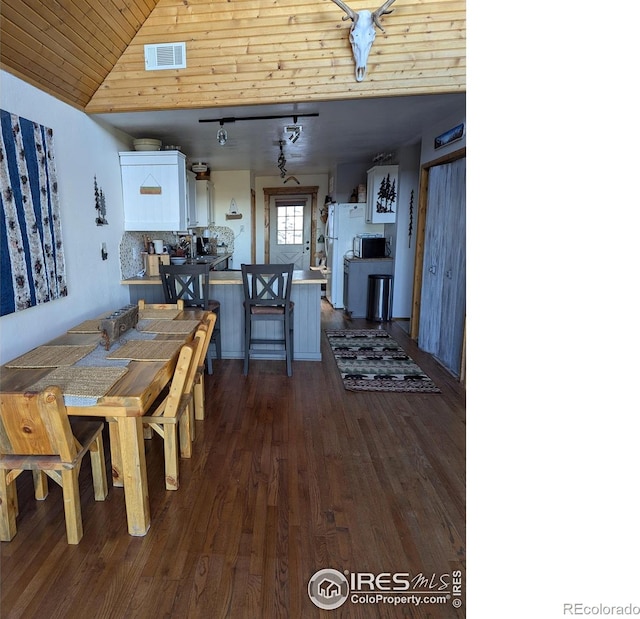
0, 110, 67, 316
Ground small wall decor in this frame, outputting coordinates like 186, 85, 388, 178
94, 175, 108, 225
374, 173, 396, 215
226, 198, 242, 220
0, 109, 68, 316
139, 173, 162, 195
435, 123, 465, 150
408, 190, 414, 248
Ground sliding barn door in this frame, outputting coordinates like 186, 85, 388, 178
418, 157, 466, 376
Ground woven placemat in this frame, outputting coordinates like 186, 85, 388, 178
28, 366, 129, 399
67, 311, 112, 333
139, 319, 201, 334
5, 345, 96, 368
105, 339, 183, 361
67, 319, 102, 333
139, 309, 181, 320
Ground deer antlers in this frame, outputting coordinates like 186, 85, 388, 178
372, 0, 397, 31
330, 0, 397, 31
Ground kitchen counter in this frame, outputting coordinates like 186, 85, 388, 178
122, 268, 327, 361
121, 267, 325, 286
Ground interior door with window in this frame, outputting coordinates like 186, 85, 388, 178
269, 197, 311, 268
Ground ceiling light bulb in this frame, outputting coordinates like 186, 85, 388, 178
217, 127, 227, 145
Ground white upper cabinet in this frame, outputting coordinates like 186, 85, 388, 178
366, 165, 399, 224
186, 170, 197, 228
195, 179, 214, 226
119, 151, 191, 231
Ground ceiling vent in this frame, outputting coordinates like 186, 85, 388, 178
144, 43, 186, 71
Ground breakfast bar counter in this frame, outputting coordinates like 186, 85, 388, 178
122, 269, 327, 361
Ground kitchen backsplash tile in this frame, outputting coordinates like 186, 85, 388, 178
119, 227, 235, 279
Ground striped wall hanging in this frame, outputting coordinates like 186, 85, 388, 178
0, 110, 68, 316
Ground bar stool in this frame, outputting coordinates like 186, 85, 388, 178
159, 263, 221, 373
241, 263, 294, 376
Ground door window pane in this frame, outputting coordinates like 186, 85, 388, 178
277, 205, 303, 245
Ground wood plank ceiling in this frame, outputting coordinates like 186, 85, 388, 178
0, 0, 466, 114
0, 0, 159, 110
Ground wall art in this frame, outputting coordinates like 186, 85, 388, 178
434, 123, 465, 150
0, 109, 68, 316
94, 175, 108, 225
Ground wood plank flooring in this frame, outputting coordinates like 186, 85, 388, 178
1, 301, 466, 618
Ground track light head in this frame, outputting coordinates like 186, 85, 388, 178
217, 122, 227, 146
284, 124, 302, 143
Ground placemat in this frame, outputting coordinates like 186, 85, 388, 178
67, 319, 102, 333
67, 312, 112, 333
138, 319, 201, 334
28, 366, 129, 405
105, 339, 183, 361
5, 345, 96, 368
74, 330, 156, 367
139, 309, 181, 320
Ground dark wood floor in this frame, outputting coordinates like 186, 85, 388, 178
1, 301, 465, 618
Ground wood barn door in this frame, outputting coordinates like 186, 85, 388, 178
418, 156, 466, 377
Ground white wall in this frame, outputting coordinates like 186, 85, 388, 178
0, 71, 131, 364
421, 114, 466, 163
210, 170, 252, 267
391, 142, 422, 319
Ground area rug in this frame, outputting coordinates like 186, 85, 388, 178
325, 329, 441, 393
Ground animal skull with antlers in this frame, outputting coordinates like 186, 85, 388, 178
330, 0, 397, 81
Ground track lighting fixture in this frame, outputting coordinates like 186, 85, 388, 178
287, 126, 302, 143
285, 116, 302, 143
277, 140, 287, 178
217, 121, 228, 145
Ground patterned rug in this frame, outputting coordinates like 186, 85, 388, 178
325, 329, 441, 393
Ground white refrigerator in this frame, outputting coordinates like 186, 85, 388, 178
325, 203, 384, 309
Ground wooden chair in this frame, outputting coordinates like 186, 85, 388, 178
241, 263, 294, 376
140, 334, 204, 490
159, 263, 221, 374
0, 386, 108, 545
137, 299, 185, 311
193, 312, 216, 422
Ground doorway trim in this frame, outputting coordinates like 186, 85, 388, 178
262, 186, 319, 264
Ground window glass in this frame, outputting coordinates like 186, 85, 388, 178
277, 205, 303, 245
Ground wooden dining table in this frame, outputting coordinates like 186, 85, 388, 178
0, 307, 207, 536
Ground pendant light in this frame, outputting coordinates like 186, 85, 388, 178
217, 121, 228, 145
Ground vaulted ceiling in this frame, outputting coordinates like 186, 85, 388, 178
1, 0, 466, 174
1, 0, 159, 110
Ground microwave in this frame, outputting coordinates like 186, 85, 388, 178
353, 235, 386, 259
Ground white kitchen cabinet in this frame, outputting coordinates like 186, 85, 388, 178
366, 165, 398, 224
119, 151, 191, 231
186, 170, 197, 227
195, 179, 214, 226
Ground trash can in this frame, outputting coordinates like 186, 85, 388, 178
366, 274, 393, 322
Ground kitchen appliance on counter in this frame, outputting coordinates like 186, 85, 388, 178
324, 203, 384, 309
353, 234, 386, 259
